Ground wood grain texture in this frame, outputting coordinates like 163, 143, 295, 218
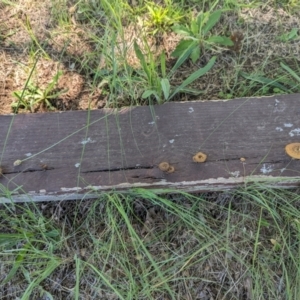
0, 94, 300, 202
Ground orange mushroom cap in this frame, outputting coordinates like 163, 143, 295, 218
285, 143, 300, 159
193, 152, 207, 163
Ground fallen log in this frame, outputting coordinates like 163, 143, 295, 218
0, 94, 300, 202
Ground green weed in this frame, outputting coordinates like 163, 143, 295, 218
172, 10, 233, 62
134, 41, 216, 103
275, 0, 300, 11
144, 0, 185, 35
277, 28, 299, 42
240, 60, 300, 95
12, 71, 66, 113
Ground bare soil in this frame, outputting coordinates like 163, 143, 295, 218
1, 3, 300, 299
1, 2, 300, 114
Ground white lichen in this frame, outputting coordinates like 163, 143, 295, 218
289, 128, 300, 137
13, 159, 22, 166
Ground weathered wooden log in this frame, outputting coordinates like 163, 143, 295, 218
0, 94, 300, 202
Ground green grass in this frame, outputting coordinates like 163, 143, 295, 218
0, 186, 300, 299
1, 0, 300, 298
47, 0, 300, 107
1, 0, 298, 109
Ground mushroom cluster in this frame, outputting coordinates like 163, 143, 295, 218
158, 162, 175, 173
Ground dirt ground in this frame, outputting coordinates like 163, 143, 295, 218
0, 1, 300, 114
1, 2, 300, 299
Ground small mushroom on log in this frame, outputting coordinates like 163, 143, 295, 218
158, 162, 175, 173
159, 162, 170, 172
193, 152, 207, 163
166, 166, 175, 173
285, 143, 300, 159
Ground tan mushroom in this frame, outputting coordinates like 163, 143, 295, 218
166, 165, 175, 173
285, 143, 300, 159
193, 152, 207, 163
158, 162, 170, 172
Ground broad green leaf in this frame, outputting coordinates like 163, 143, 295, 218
171, 39, 195, 58
142, 90, 160, 101
190, 46, 201, 63
169, 56, 216, 99
288, 28, 298, 40
197, 12, 206, 29
142, 90, 155, 98
172, 24, 192, 36
190, 19, 199, 36
170, 40, 198, 75
142, 89, 161, 102
45, 229, 60, 238
206, 36, 234, 46
161, 78, 170, 100
133, 41, 151, 82
278, 28, 298, 42
133, 41, 146, 63
202, 10, 222, 35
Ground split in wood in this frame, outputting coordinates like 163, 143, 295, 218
285, 143, 300, 159
193, 152, 207, 163
158, 162, 175, 173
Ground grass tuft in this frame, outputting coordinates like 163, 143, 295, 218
1, 186, 300, 299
